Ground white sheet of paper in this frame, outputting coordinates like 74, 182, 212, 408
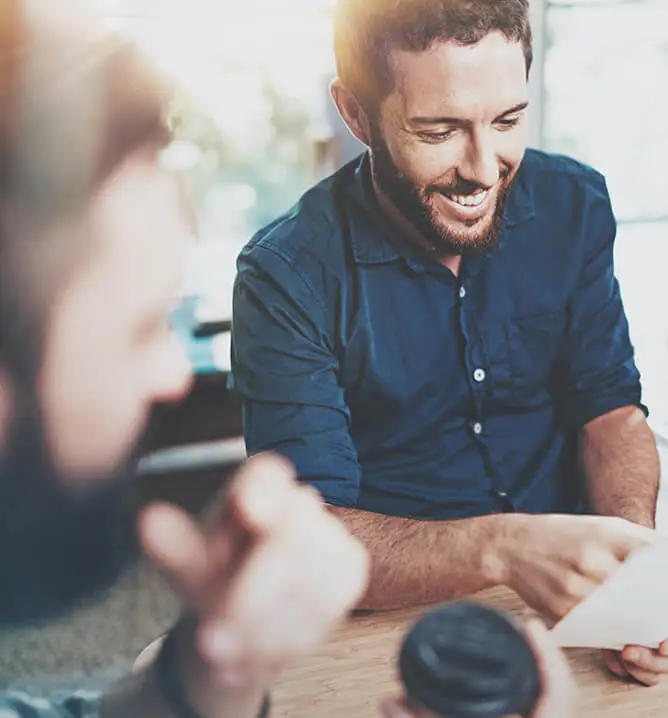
550, 540, 668, 650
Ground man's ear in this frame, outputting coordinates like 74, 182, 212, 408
0, 368, 12, 450
330, 78, 373, 147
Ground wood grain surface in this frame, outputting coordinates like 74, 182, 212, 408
273, 587, 668, 717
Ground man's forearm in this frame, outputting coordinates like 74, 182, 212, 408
580, 405, 659, 529
331, 507, 517, 611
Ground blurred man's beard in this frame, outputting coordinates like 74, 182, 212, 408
370, 135, 514, 258
0, 393, 140, 629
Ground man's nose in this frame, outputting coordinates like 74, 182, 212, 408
154, 333, 194, 404
457, 130, 500, 189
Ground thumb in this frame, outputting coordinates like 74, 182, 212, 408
227, 453, 298, 536
611, 523, 655, 560
524, 619, 577, 717
379, 697, 416, 718
522, 608, 557, 631
138, 501, 210, 609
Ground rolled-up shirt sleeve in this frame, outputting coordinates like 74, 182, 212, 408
556, 176, 646, 429
231, 243, 360, 507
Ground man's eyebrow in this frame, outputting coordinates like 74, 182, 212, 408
409, 114, 465, 126
409, 102, 529, 126
494, 101, 529, 120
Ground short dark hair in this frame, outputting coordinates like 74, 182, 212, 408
0, 3, 172, 383
334, 0, 533, 110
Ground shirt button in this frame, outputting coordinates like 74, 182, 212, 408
493, 489, 515, 512
473, 422, 483, 435
459, 286, 466, 299
473, 368, 486, 383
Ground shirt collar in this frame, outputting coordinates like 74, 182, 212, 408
344, 154, 405, 266
343, 151, 537, 268
502, 154, 537, 229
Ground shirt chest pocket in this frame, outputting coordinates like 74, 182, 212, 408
482, 312, 566, 403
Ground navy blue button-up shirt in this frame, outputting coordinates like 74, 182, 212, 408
231, 150, 644, 520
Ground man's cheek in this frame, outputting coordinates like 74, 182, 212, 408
405, 147, 459, 189
499, 132, 529, 172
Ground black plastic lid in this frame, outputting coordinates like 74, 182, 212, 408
398, 602, 540, 718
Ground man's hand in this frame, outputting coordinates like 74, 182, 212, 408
495, 514, 654, 622
138, 453, 369, 715
578, 407, 663, 686
603, 643, 668, 687
380, 619, 577, 718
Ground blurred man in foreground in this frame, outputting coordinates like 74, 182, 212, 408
0, 2, 368, 716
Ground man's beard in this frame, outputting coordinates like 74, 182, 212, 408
370, 135, 514, 258
0, 393, 141, 629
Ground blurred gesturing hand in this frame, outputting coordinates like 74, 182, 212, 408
138, 453, 369, 715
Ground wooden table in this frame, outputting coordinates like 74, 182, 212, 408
272, 587, 668, 717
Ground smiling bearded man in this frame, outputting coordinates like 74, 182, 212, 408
231, 0, 666, 689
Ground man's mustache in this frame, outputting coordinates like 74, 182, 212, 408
427, 168, 512, 198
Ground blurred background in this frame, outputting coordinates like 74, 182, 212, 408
100, 0, 667, 429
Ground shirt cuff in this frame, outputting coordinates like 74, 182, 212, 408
565, 393, 647, 430
302, 477, 358, 508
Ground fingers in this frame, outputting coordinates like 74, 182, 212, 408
602, 649, 629, 678
197, 485, 368, 677
603, 645, 668, 688
215, 524, 365, 654
573, 546, 624, 584
148, 452, 368, 684
138, 502, 211, 609
660, 639, 668, 656
523, 619, 577, 718
620, 646, 668, 686
525, 619, 572, 687
535, 573, 601, 624
379, 697, 419, 718
608, 520, 655, 560
141, 458, 297, 614
509, 516, 655, 625
547, 520, 656, 619
226, 453, 299, 536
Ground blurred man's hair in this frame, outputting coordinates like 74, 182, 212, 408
334, 0, 533, 113
0, 0, 173, 383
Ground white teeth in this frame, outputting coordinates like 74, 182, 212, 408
447, 191, 488, 207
